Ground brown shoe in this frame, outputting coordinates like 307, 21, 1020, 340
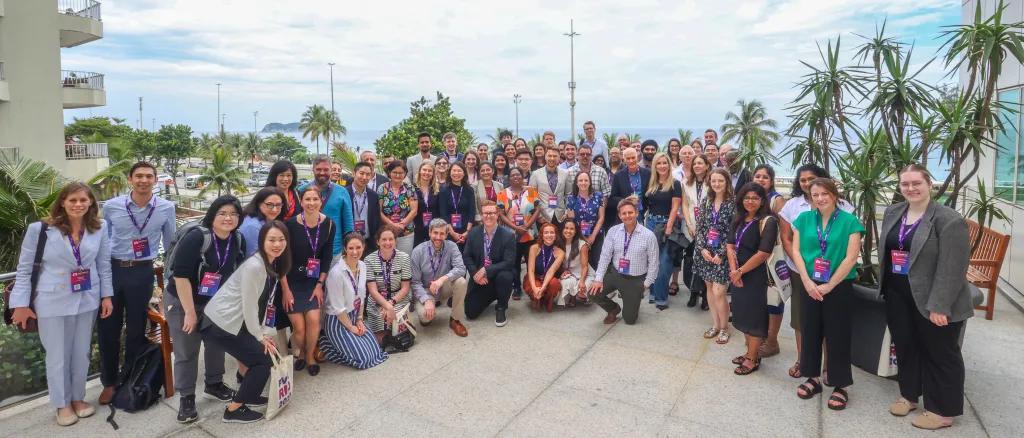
912, 411, 952, 430
449, 318, 468, 337
603, 308, 620, 324
98, 386, 114, 405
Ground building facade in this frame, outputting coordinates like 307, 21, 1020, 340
0, 0, 108, 180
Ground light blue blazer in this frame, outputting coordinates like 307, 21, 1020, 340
9, 221, 113, 318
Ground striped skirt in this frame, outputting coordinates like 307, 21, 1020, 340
318, 312, 388, 370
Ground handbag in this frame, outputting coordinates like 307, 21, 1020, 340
266, 349, 294, 420
381, 304, 417, 353
3, 223, 49, 333
761, 217, 792, 307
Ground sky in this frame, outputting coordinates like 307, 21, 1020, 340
62, 0, 962, 138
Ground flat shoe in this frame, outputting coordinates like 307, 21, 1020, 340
702, 327, 720, 339
889, 398, 917, 417
715, 330, 731, 344
912, 412, 952, 430
73, 402, 95, 418
56, 410, 78, 426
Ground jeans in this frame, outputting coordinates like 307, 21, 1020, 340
645, 215, 671, 306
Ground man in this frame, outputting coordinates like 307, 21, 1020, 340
411, 219, 469, 336
721, 147, 751, 191
346, 161, 382, 254
609, 146, 623, 175
616, 133, 631, 151
558, 142, 578, 170
565, 144, 610, 200
382, 155, 396, 170
529, 147, 571, 224
673, 144, 696, 183
492, 130, 513, 158
462, 201, 517, 326
542, 131, 556, 148
640, 140, 658, 169
557, 141, 568, 163
344, 150, 389, 191
440, 132, 463, 164
330, 162, 345, 186
703, 128, 718, 147
704, 143, 721, 168
608, 148, 651, 225
629, 141, 642, 155
515, 149, 534, 178
98, 162, 178, 404
580, 121, 609, 164
307, 156, 355, 263
588, 199, 659, 325
406, 132, 435, 184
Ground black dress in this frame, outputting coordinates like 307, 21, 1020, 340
727, 216, 778, 338
284, 214, 336, 314
414, 188, 440, 248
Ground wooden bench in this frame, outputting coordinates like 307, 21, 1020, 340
144, 266, 174, 398
966, 219, 1011, 320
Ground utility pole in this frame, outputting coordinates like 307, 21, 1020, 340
328, 62, 336, 144
216, 82, 222, 135
253, 111, 259, 134
564, 20, 580, 143
138, 97, 143, 130
221, 113, 226, 134
151, 118, 155, 131
513, 94, 522, 138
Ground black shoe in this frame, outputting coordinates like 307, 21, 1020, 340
294, 358, 307, 371
656, 304, 669, 311
686, 292, 698, 308
176, 395, 198, 423
222, 405, 263, 424
308, 364, 320, 376
700, 299, 709, 311
495, 308, 507, 327
247, 395, 268, 407
203, 382, 235, 402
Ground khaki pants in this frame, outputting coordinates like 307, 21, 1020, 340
416, 276, 468, 323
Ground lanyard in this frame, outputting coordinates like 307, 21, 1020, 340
429, 244, 445, 279
511, 188, 525, 211
483, 229, 495, 260
816, 209, 839, 257
623, 227, 635, 254
540, 245, 554, 273
898, 211, 922, 251
734, 220, 755, 245
125, 195, 156, 235
319, 184, 333, 211
69, 230, 85, 267
450, 185, 463, 208
300, 212, 322, 252
629, 172, 641, 194
212, 233, 232, 272
345, 268, 359, 294
353, 190, 367, 218
710, 200, 722, 225
264, 280, 279, 327
378, 251, 394, 298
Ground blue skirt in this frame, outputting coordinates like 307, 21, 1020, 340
318, 313, 388, 369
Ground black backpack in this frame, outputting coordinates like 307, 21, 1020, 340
164, 222, 245, 283
111, 342, 164, 413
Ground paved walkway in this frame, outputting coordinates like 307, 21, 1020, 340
1, 293, 1022, 438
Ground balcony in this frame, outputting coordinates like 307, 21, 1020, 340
0, 62, 7, 102
61, 70, 106, 109
65, 142, 107, 160
58, 0, 103, 48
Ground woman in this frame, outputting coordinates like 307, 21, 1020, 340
264, 160, 300, 219
364, 226, 414, 343
434, 156, 450, 185
693, 168, 735, 344
239, 187, 286, 257
673, 143, 696, 184
201, 221, 291, 424
667, 138, 682, 167
474, 162, 504, 222
10, 183, 113, 426
497, 167, 541, 300
725, 183, 778, 376
668, 143, 697, 295
378, 161, 419, 255
413, 161, 440, 248
282, 186, 335, 376
318, 232, 389, 369
751, 164, 786, 358
492, 153, 511, 186
879, 164, 972, 430
165, 195, 245, 423
644, 152, 682, 310
513, 137, 528, 152
682, 154, 712, 309
791, 178, 863, 411
504, 144, 518, 162
593, 154, 608, 173
440, 162, 476, 249
524, 223, 565, 312
476, 143, 490, 162
558, 221, 592, 308
532, 143, 546, 171
463, 150, 481, 186
565, 171, 606, 269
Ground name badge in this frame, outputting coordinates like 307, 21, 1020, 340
306, 258, 321, 279
354, 220, 366, 234
548, 196, 558, 209
199, 272, 222, 297
694, 207, 700, 220
618, 258, 630, 274
70, 268, 91, 292
580, 220, 594, 237
264, 302, 276, 328
422, 212, 432, 223
451, 213, 463, 229
391, 214, 402, 224
812, 257, 832, 282
707, 228, 721, 248
513, 213, 525, 226
353, 297, 362, 316
132, 237, 151, 258
891, 250, 910, 275
484, 257, 492, 267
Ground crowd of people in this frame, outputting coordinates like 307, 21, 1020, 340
7, 122, 975, 430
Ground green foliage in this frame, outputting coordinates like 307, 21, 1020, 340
155, 124, 195, 195
677, 129, 695, 144
64, 116, 132, 140
242, 133, 265, 169
373, 92, 474, 160
966, 179, 1012, 252
197, 146, 248, 197
124, 129, 157, 162
264, 133, 306, 161
488, 128, 514, 149
88, 141, 134, 200
299, 105, 345, 157
720, 99, 781, 168
331, 143, 358, 173
836, 127, 896, 285
0, 154, 66, 271
602, 133, 619, 148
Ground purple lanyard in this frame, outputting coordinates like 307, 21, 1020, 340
450, 185, 463, 208
300, 212, 321, 252
483, 229, 494, 260
734, 220, 755, 244
512, 189, 525, 211
816, 209, 839, 257
319, 184, 333, 211
429, 245, 445, 279
898, 212, 921, 251
540, 245, 554, 273
212, 233, 232, 272
353, 190, 367, 218
623, 228, 635, 254
69, 230, 85, 267
710, 200, 722, 225
378, 251, 394, 298
125, 196, 156, 235
345, 269, 359, 293
628, 172, 640, 194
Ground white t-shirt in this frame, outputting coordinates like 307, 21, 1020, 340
778, 196, 855, 269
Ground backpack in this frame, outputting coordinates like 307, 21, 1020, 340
164, 221, 245, 283
111, 342, 164, 412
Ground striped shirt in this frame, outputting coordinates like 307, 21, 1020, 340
565, 164, 610, 200
363, 250, 413, 299
594, 223, 660, 288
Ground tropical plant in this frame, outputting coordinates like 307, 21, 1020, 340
318, 109, 346, 152
720, 99, 781, 168
197, 146, 248, 197
373, 92, 475, 160
241, 132, 265, 170
87, 141, 135, 200
965, 179, 1013, 252
602, 132, 619, 148
835, 127, 896, 285
529, 133, 545, 146
0, 155, 66, 271
300, 104, 328, 157
487, 127, 514, 148
331, 142, 358, 174
124, 128, 157, 162
154, 124, 195, 195
264, 133, 305, 161
676, 129, 694, 145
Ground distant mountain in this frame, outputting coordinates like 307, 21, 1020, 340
262, 122, 301, 133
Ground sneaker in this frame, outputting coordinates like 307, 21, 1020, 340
204, 382, 235, 402
495, 308, 507, 327
222, 405, 263, 424
247, 395, 268, 407
177, 395, 198, 423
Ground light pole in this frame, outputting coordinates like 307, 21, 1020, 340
216, 82, 222, 135
138, 97, 143, 130
564, 20, 580, 143
253, 111, 259, 134
328, 62, 336, 144
513, 94, 522, 138
221, 113, 227, 133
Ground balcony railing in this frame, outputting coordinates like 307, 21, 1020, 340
61, 70, 104, 90
65, 142, 108, 160
0, 61, 5, 81
58, 0, 101, 21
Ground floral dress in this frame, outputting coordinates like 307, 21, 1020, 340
377, 182, 419, 236
692, 197, 736, 284
565, 191, 604, 238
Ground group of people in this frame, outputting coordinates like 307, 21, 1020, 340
7, 123, 975, 431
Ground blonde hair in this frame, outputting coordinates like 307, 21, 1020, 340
646, 152, 675, 195
417, 161, 440, 194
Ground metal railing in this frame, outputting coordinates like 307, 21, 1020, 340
57, 0, 101, 21
0, 61, 5, 81
65, 142, 108, 160
61, 70, 104, 90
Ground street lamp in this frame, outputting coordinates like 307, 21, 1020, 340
328, 62, 336, 144
216, 82, 222, 135
564, 20, 580, 143
513, 94, 522, 138
253, 111, 259, 134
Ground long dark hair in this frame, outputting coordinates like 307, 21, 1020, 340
47, 182, 102, 235
243, 187, 286, 220
448, 162, 469, 186
561, 220, 581, 262
732, 183, 773, 235
265, 160, 297, 191
201, 195, 243, 230
791, 163, 829, 198
258, 220, 291, 278
752, 164, 778, 195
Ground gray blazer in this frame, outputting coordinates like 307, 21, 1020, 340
529, 166, 571, 222
876, 202, 974, 322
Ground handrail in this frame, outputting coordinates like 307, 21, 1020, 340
60, 70, 104, 90
65, 142, 108, 160
57, 0, 101, 21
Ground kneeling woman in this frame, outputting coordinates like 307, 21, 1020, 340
201, 221, 290, 424
318, 233, 388, 369
558, 221, 592, 307
525, 223, 565, 311
365, 226, 414, 344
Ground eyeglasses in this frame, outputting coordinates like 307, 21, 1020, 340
481, 211, 498, 216
743, 196, 762, 202
263, 202, 283, 210
216, 212, 240, 218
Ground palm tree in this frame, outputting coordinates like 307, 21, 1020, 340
677, 129, 694, 144
720, 99, 782, 168
197, 146, 248, 197
88, 141, 134, 199
242, 132, 265, 170
331, 142, 358, 173
318, 109, 346, 152
529, 133, 544, 146
487, 127, 514, 148
0, 154, 65, 270
300, 104, 327, 157
602, 133, 619, 148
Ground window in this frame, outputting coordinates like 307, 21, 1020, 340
995, 88, 1020, 202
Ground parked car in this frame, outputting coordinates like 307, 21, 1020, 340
185, 175, 202, 189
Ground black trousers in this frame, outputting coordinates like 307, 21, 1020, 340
586, 232, 605, 271
511, 240, 532, 295
800, 279, 854, 388
200, 322, 272, 404
465, 270, 514, 319
885, 285, 966, 416
98, 262, 155, 386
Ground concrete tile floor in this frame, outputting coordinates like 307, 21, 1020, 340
1, 291, 1022, 438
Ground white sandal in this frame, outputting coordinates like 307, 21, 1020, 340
702, 327, 720, 339
715, 330, 731, 344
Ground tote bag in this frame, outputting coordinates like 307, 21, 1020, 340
266, 349, 294, 420
761, 217, 792, 307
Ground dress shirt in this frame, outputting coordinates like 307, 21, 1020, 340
323, 259, 367, 317
558, 160, 578, 170
102, 193, 176, 260
565, 164, 610, 200
580, 138, 609, 164
409, 240, 467, 304
350, 185, 371, 236
594, 223, 660, 288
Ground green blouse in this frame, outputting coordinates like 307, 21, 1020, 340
792, 208, 865, 282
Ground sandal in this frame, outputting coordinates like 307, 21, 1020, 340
702, 327, 720, 339
732, 355, 747, 365
827, 387, 849, 411
715, 330, 731, 345
566, 296, 577, 308
797, 378, 822, 399
788, 361, 802, 378
734, 358, 761, 375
